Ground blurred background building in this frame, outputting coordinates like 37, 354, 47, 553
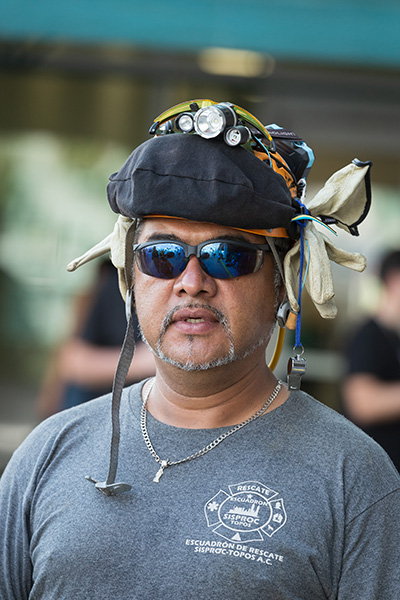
0, 0, 399, 470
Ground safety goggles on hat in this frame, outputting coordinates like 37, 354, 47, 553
133, 238, 270, 280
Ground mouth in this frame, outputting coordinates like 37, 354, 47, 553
184, 317, 206, 323
154, 303, 232, 344
155, 303, 236, 369
172, 307, 219, 323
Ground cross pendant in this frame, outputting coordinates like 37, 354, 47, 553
153, 460, 169, 483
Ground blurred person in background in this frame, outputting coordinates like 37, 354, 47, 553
37, 259, 155, 418
342, 249, 400, 471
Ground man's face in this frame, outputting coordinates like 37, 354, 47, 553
134, 218, 280, 371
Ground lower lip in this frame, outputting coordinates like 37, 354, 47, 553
172, 319, 219, 335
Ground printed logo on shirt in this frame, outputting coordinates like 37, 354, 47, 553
204, 480, 287, 543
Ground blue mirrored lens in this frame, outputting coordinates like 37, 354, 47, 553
200, 243, 260, 279
138, 243, 187, 279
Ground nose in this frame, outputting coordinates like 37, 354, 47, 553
173, 256, 217, 298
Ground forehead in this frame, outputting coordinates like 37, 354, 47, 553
137, 218, 266, 245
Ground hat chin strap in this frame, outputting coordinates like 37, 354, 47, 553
86, 311, 136, 495
86, 221, 138, 496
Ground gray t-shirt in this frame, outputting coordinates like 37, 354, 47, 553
1, 381, 400, 599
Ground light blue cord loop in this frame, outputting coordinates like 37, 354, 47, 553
252, 136, 272, 164
292, 214, 338, 236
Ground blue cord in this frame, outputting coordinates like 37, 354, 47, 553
301, 239, 310, 292
292, 207, 337, 349
253, 136, 271, 164
295, 228, 305, 349
292, 199, 310, 350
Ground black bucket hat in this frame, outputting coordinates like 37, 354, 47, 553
107, 134, 297, 237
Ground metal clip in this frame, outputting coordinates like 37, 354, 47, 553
287, 346, 306, 390
85, 476, 132, 496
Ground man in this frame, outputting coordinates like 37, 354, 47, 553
1, 99, 399, 599
343, 249, 400, 471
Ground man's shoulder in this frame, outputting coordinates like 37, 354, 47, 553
40, 390, 112, 431
289, 388, 356, 427
7, 382, 144, 467
279, 390, 400, 516
290, 389, 398, 460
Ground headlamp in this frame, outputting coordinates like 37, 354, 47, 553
194, 103, 236, 139
149, 99, 315, 198
149, 99, 275, 152
175, 112, 195, 133
224, 126, 251, 147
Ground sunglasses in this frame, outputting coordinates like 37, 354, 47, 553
133, 238, 270, 280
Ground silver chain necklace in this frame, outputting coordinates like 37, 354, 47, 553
140, 378, 282, 483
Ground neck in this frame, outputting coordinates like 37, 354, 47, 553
144, 350, 289, 429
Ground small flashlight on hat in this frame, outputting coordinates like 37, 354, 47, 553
193, 103, 237, 139
224, 126, 251, 146
175, 112, 195, 133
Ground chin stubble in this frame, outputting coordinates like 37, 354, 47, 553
139, 302, 275, 372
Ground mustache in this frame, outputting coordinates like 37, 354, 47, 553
137, 303, 231, 346
161, 302, 229, 331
